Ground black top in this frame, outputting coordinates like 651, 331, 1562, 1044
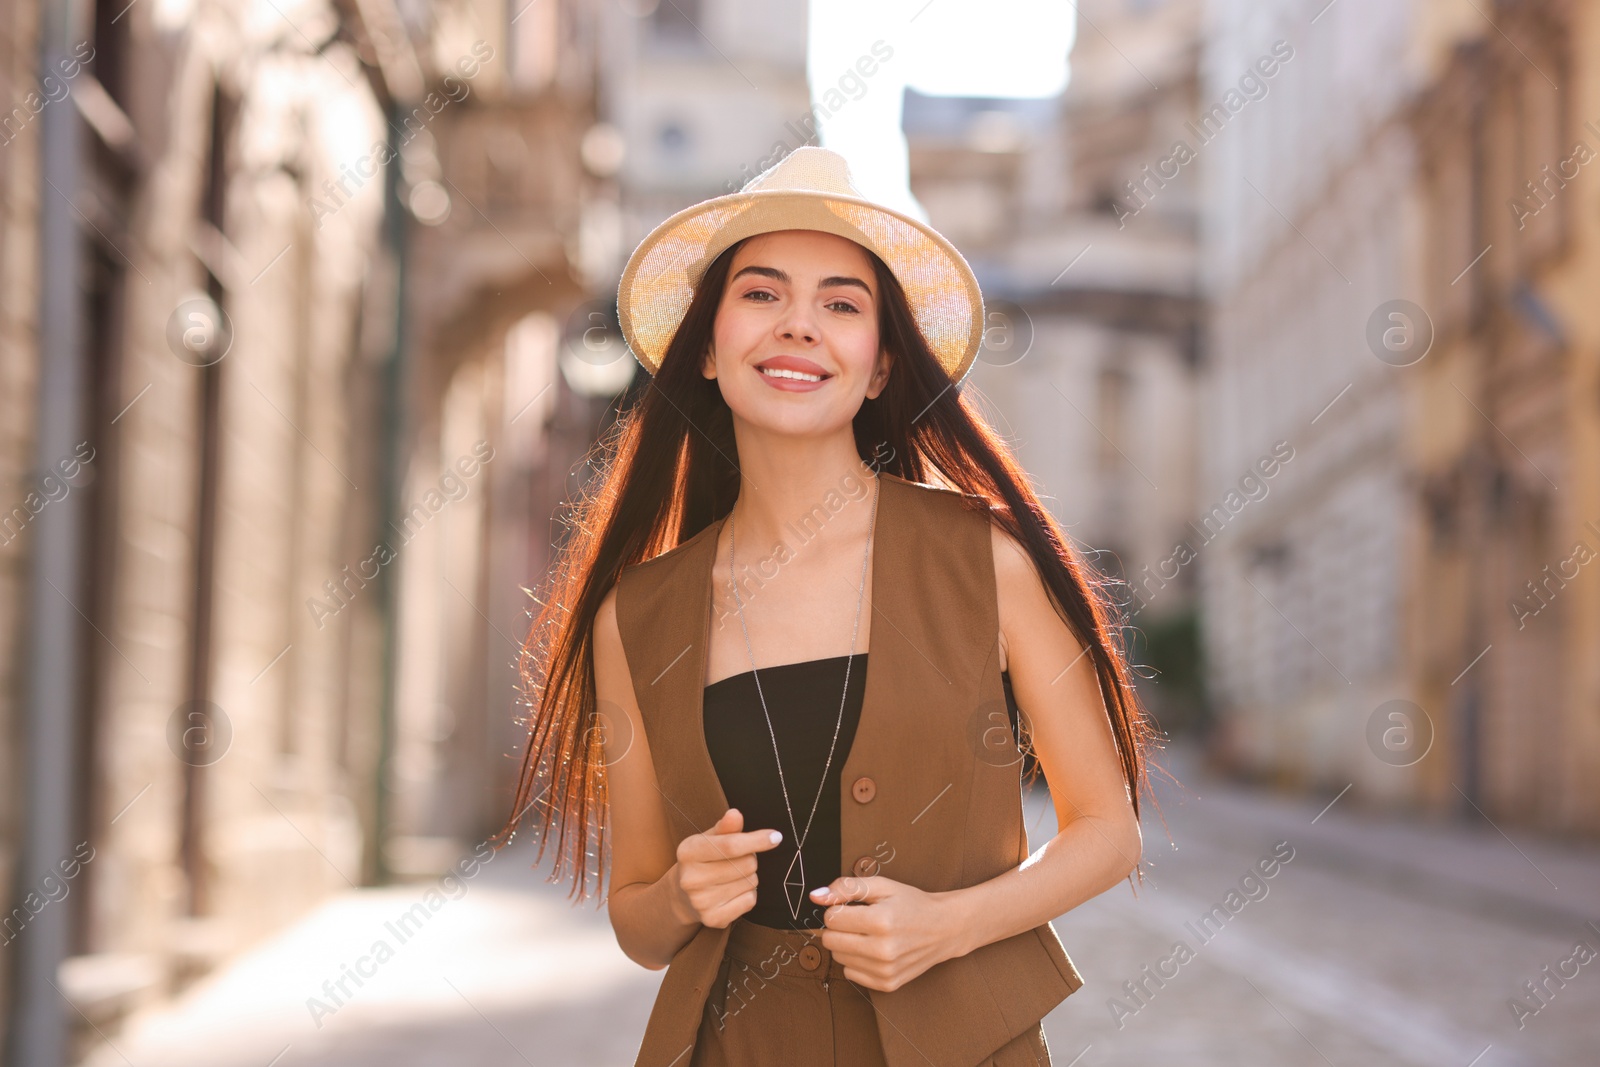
703, 652, 1021, 930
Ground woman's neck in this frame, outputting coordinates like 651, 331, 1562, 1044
724, 431, 880, 555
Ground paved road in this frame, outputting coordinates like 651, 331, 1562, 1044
1037, 746, 1600, 1067
82, 743, 1600, 1066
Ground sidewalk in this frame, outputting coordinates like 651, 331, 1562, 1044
76, 842, 662, 1067
1023, 742, 1600, 1067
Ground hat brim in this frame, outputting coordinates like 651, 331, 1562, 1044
617, 187, 985, 386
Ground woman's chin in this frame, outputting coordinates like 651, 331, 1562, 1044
730, 403, 855, 439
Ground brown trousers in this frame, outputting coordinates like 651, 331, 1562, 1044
691, 919, 1053, 1067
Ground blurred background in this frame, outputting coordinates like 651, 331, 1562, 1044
2, 0, 1599, 1064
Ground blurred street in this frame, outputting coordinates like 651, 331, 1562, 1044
81, 741, 1600, 1067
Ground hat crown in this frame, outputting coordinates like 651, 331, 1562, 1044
741, 146, 860, 197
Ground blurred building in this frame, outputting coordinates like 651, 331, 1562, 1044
0, 0, 618, 1060
384, 0, 607, 882
1198, 0, 1600, 835
906, 0, 1206, 730
598, 0, 813, 273
1408, 0, 1600, 833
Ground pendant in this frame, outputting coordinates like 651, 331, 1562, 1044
783, 846, 807, 920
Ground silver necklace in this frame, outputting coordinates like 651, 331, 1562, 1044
727, 471, 879, 921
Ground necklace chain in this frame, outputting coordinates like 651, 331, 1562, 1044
728, 471, 879, 919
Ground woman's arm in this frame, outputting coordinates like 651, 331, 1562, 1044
593, 584, 704, 970
943, 522, 1143, 956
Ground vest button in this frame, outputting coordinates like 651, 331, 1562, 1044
798, 944, 822, 970
851, 775, 876, 803
852, 855, 878, 877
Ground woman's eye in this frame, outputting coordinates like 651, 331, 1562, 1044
743, 290, 777, 302
827, 300, 860, 314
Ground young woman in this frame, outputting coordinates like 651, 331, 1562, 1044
494, 147, 1163, 1067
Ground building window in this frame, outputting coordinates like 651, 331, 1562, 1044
650, 0, 703, 43
1096, 363, 1131, 475
657, 120, 690, 159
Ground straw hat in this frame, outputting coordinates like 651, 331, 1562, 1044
616, 146, 986, 385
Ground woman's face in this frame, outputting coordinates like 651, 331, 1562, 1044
704, 229, 890, 435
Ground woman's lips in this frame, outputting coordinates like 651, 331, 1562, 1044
756, 364, 831, 392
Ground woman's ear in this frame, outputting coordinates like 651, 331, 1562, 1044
865, 347, 891, 399
701, 343, 718, 380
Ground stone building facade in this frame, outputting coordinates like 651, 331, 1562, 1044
1407, 0, 1600, 832
1199, 0, 1600, 834
0, 0, 612, 1059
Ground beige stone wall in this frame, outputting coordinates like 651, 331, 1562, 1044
0, 0, 42, 1046
0, 0, 608, 1053
1203, 0, 1600, 835
80, 2, 392, 979
1409, 0, 1600, 834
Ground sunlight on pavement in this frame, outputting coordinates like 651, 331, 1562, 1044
79, 871, 660, 1067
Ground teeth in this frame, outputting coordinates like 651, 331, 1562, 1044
761, 366, 825, 382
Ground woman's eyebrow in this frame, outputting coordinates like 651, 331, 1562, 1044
731, 265, 787, 284
819, 275, 872, 295
729, 264, 873, 296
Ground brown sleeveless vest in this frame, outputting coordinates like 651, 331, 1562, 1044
613, 471, 1085, 1067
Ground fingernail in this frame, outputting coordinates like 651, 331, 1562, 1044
810, 887, 828, 898
769, 831, 782, 844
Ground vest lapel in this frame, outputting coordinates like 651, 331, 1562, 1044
665, 507, 730, 834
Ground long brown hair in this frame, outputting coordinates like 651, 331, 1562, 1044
492, 235, 1168, 902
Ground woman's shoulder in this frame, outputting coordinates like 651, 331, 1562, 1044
605, 518, 723, 655
988, 518, 1038, 592
618, 515, 723, 579
881, 470, 992, 515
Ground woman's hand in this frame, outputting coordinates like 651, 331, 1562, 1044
670, 807, 784, 929
810, 876, 963, 992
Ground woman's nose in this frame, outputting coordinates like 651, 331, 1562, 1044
777, 305, 818, 343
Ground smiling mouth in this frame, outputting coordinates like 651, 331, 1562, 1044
758, 366, 830, 382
